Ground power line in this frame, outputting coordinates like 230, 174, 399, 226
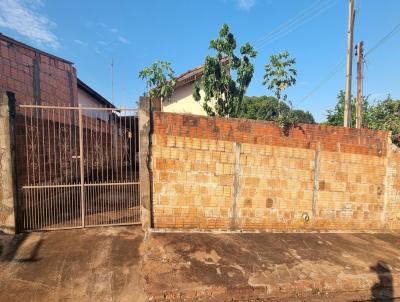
365, 22, 400, 57
254, 0, 337, 50
296, 21, 400, 107
254, 0, 324, 47
297, 57, 346, 105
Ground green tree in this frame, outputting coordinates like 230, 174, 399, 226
291, 109, 316, 124
368, 97, 400, 145
263, 51, 297, 102
324, 92, 400, 146
139, 60, 176, 103
262, 51, 300, 127
325, 90, 372, 127
193, 23, 257, 117
239, 95, 289, 120
238, 95, 315, 124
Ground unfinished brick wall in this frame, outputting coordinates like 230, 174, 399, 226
151, 111, 400, 231
0, 35, 78, 110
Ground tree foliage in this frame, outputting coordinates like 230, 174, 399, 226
324, 91, 400, 146
238, 95, 315, 124
261, 51, 302, 128
262, 51, 297, 102
193, 24, 257, 117
291, 109, 316, 124
139, 60, 176, 101
325, 91, 372, 126
368, 97, 400, 146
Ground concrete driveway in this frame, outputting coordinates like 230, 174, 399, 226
1, 227, 400, 301
0, 227, 146, 302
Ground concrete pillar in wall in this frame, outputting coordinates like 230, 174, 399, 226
0, 91, 17, 234
139, 96, 152, 230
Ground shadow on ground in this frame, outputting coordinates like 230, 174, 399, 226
370, 261, 394, 302
143, 232, 400, 302
0, 227, 146, 302
0, 233, 42, 262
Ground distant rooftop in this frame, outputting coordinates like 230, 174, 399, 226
77, 79, 115, 108
176, 57, 229, 87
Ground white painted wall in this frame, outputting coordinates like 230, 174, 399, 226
163, 82, 209, 116
78, 88, 110, 121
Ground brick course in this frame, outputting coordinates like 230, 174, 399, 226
152, 111, 399, 231
0, 36, 78, 109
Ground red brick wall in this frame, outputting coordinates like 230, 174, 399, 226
1, 37, 78, 196
151, 111, 399, 231
0, 37, 77, 108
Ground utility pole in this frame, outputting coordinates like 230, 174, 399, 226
355, 41, 364, 129
344, 0, 355, 128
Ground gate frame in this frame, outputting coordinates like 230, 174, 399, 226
16, 103, 141, 231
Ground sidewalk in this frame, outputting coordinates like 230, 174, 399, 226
1, 227, 399, 301
142, 231, 400, 301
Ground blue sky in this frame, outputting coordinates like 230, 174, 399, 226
0, 0, 399, 121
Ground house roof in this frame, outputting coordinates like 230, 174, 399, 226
175, 57, 229, 87
0, 33, 73, 64
77, 79, 115, 108
176, 64, 204, 87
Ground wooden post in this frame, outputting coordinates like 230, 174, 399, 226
355, 41, 364, 129
344, 0, 355, 128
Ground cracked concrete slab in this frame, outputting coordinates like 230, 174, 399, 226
0, 227, 146, 302
143, 232, 400, 301
1, 228, 400, 301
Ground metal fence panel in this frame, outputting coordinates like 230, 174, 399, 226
17, 104, 140, 231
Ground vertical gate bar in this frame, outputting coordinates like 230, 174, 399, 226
57, 108, 62, 226
51, 108, 56, 226
135, 110, 139, 222
90, 111, 93, 185
47, 109, 51, 183
100, 113, 104, 225
105, 112, 109, 185
132, 111, 136, 222
100, 112, 104, 183
62, 108, 67, 227
68, 110, 73, 226
41, 110, 46, 228
120, 113, 123, 222
52, 109, 57, 184
46, 109, 52, 227
119, 110, 122, 183
84, 114, 88, 184
35, 113, 41, 229
115, 113, 118, 182
23, 108, 29, 229
79, 104, 85, 227
96, 111, 99, 184
111, 113, 114, 183
122, 111, 129, 181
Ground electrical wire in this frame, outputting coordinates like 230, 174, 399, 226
297, 57, 346, 105
254, 0, 337, 50
365, 22, 400, 57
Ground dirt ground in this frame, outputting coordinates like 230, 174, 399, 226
1, 227, 400, 301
